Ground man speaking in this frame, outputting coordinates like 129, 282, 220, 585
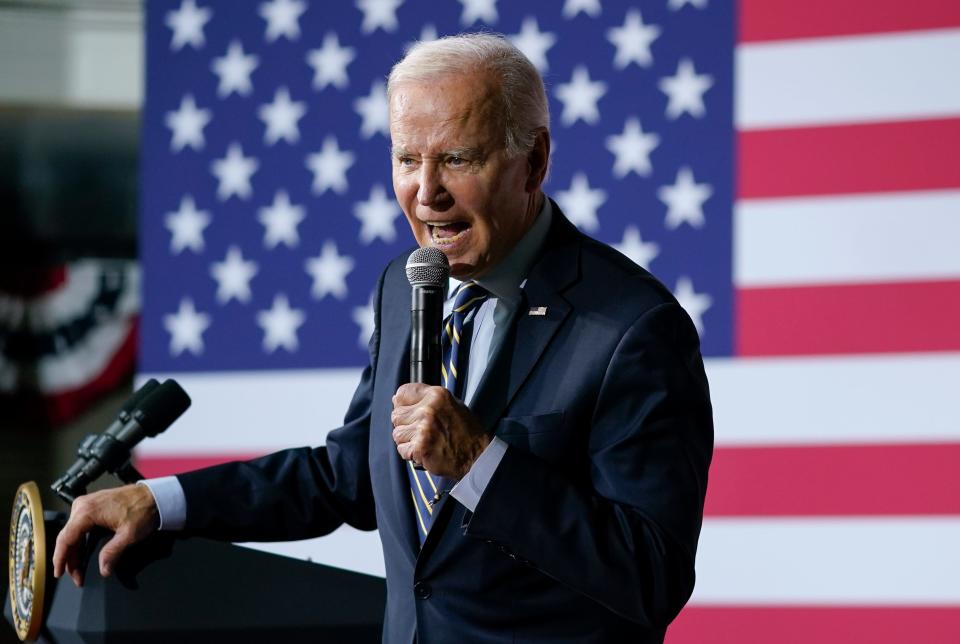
54, 34, 714, 643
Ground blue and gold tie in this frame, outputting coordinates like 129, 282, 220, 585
408, 281, 489, 543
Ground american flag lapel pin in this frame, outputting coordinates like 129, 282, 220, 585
528, 306, 548, 316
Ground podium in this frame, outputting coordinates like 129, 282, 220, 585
5, 515, 386, 643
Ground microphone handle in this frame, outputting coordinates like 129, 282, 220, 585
410, 284, 444, 386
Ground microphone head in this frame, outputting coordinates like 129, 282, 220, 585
406, 246, 450, 287
119, 379, 160, 416
135, 379, 192, 437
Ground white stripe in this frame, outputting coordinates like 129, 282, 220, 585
735, 190, 960, 287
692, 517, 960, 604
135, 369, 362, 455
737, 29, 960, 128
238, 526, 385, 578
140, 352, 960, 454
706, 353, 960, 446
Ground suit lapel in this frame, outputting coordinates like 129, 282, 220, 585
469, 208, 581, 434
376, 266, 422, 561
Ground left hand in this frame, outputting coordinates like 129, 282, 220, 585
391, 383, 491, 479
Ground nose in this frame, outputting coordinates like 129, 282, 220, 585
416, 162, 450, 210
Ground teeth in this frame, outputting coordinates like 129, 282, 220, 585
431, 226, 467, 245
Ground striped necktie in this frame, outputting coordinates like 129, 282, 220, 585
407, 281, 489, 543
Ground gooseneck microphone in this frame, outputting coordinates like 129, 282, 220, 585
52, 379, 192, 503
405, 246, 450, 386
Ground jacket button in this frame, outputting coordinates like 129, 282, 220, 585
414, 581, 432, 600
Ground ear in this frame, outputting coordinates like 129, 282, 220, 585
524, 128, 551, 193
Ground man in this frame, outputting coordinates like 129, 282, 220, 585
54, 34, 713, 643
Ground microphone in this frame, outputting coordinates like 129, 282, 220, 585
406, 246, 450, 386
52, 379, 192, 503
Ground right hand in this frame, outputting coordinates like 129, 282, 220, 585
53, 484, 160, 587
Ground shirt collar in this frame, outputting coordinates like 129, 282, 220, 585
448, 197, 553, 305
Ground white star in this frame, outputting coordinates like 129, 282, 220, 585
607, 9, 660, 69
354, 184, 401, 244
555, 173, 606, 232
606, 118, 660, 178
356, 0, 402, 34
211, 143, 259, 200
259, 0, 306, 42
673, 277, 712, 336
354, 80, 389, 139
165, 195, 211, 254
407, 23, 438, 50
165, 0, 212, 51
659, 166, 713, 229
352, 291, 376, 349
258, 86, 307, 145
211, 40, 259, 98
508, 17, 556, 73
305, 240, 355, 300
555, 66, 607, 126
562, 0, 601, 19
668, 0, 708, 9
614, 226, 659, 270
458, 0, 497, 25
165, 94, 212, 152
258, 190, 305, 248
257, 294, 306, 353
307, 32, 356, 90
210, 246, 259, 304
659, 57, 714, 120
164, 298, 211, 356
306, 136, 355, 194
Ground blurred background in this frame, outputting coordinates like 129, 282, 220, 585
2, 1, 959, 643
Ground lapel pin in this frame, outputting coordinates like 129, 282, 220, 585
528, 306, 548, 316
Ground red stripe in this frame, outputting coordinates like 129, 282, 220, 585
141, 443, 960, 518
738, 118, 960, 199
669, 606, 960, 644
736, 280, 960, 356
707, 443, 960, 516
740, 0, 960, 43
0, 266, 66, 296
135, 453, 262, 478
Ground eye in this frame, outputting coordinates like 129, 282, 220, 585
397, 156, 417, 168
447, 155, 466, 167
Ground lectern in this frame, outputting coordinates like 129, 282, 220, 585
5, 513, 385, 643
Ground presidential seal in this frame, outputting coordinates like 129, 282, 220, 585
8, 481, 46, 642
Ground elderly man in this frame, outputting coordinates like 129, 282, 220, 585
54, 34, 713, 643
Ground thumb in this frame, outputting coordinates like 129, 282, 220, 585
98, 526, 135, 578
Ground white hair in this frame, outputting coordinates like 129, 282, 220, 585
387, 33, 550, 157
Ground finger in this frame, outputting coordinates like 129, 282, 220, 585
53, 507, 97, 577
99, 527, 135, 577
393, 382, 430, 407
390, 403, 417, 428
392, 422, 417, 446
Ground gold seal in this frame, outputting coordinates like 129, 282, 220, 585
8, 481, 46, 642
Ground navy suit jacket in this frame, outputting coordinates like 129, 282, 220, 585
177, 206, 714, 643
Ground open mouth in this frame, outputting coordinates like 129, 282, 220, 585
429, 221, 470, 246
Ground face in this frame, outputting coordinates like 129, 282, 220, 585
390, 73, 546, 279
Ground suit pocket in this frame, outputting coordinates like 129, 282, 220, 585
495, 410, 565, 436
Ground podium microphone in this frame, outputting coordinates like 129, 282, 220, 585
406, 246, 450, 386
52, 379, 192, 503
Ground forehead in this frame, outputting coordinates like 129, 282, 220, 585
389, 73, 504, 150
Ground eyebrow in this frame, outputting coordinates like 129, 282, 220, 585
391, 146, 483, 158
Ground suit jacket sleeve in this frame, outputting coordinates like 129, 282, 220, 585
173, 271, 386, 542
463, 301, 713, 629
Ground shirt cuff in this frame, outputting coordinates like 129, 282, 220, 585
450, 436, 508, 512
137, 477, 187, 531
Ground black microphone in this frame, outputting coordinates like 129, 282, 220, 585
406, 247, 450, 386
52, 379, 192, 503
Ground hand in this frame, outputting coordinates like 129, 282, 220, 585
391, 384, 491, 479
53, 484, 160, 587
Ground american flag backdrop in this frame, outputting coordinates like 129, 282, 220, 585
136, 1, 960, 641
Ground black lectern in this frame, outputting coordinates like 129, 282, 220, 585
5, 516, 385, 643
